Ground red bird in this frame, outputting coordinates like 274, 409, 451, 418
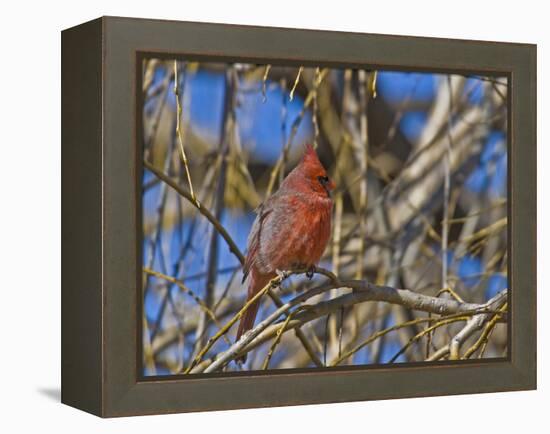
236, 144, 335, 356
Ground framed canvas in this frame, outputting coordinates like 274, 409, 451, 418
61, 16, 536, 417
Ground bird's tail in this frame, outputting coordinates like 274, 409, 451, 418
235, 271, 273, 363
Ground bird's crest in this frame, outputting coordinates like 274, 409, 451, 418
301, 143, 323, 169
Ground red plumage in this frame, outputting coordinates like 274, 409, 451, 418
236, 144, 335, 359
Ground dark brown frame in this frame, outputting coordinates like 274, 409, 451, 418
62, 16, 537, 417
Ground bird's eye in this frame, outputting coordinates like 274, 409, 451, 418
317, 175, 329, 186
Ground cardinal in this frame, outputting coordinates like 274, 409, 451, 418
236, 144, 335, 360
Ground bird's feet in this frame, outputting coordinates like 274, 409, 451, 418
275, 269, 290, 281
306, 265, 316, 279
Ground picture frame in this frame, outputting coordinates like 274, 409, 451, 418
61, 16, 536, 417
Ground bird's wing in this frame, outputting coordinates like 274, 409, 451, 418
244, 192, 311, 279
242, 202, 272, 283
256, 193, 308, 271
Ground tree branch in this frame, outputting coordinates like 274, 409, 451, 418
144, 159, 245, 264
195, 268, 507, 373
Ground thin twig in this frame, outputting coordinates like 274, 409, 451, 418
312, 67, 321, 148
289, 66, 303, 101
173, 61, 199, 207
262, 64, 271, 102
262, 312, 294, 370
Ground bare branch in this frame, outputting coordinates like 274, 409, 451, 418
196, 268, 507, 373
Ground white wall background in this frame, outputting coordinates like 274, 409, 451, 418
1, 1, 546, 432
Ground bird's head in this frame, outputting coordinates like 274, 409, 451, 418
297, 144, 336, 197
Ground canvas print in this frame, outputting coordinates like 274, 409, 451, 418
140, 59, 508, 376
